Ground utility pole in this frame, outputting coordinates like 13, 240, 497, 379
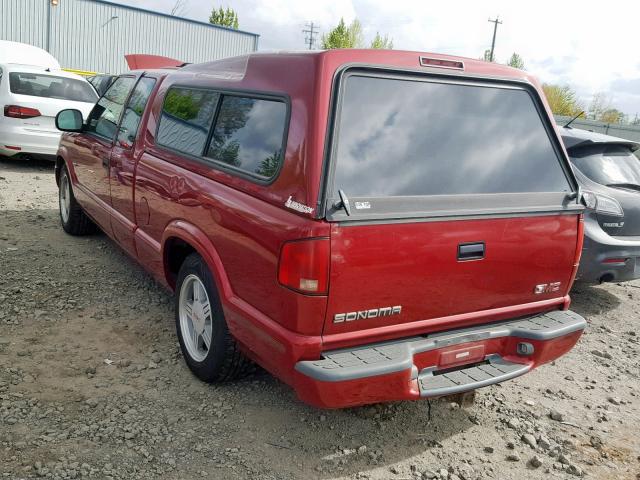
302, 22, 319, 50
487, 16, 502, 62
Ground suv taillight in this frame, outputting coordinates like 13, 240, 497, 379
278, 238, 330, 295
4, 105, 41, 119
582, 190, 624, 216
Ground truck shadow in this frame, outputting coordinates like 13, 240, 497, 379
223, 375, 479, 478
570, 283, 621, 317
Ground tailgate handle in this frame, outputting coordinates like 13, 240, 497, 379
458, 242, 485, 261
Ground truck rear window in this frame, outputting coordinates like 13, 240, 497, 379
9, 72, 97, 103
332, 73, 571, 198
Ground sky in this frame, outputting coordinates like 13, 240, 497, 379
114, 0, 640, 118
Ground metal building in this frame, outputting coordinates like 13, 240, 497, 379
0, 0, 259, 73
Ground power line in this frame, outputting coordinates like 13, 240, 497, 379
487, 16, 502, 62
302, 22, 319, 50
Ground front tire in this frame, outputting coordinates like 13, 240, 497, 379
58, 166, 95, 235
175, 253, 252, 382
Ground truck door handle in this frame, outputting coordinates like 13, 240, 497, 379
458, 242, 485, 261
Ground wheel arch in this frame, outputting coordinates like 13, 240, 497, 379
55, 156, 65, 186
161, 221, 234, 301
55, 146, 76, 187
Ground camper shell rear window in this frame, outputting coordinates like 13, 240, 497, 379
325, 69, 579, 221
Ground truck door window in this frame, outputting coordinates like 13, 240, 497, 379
117, 77, 157, 148
86, 76, 136, 140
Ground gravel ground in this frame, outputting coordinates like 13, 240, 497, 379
0, 157, 639, 480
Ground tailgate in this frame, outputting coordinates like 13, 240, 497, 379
320, 67, 583, 340
324, 214, 580, 336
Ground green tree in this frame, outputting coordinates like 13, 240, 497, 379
542, 84, 584, 117
209, 6, 239, 29
507, 52, 525, 69
588, 92, 627, 123
370, 32, 393, 49
255, 150, 281, 178
321, 18, 365, 49
163, 89, 199, 120
588, 92, 612, 121
600, 108, 625, 124
216, 140, 241, 166
480, 49, 492, 62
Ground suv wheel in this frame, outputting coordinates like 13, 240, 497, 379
58, 166, 95, 235
176, 253, 252, 382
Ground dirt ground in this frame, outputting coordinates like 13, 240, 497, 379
0, 157, 638, 480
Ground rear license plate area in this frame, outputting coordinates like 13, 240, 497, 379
438, 344, 485, 368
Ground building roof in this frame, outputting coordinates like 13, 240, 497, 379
89, 0, 259, 38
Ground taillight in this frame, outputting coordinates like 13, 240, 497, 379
602, 258, 628, 265
278, 238, 330, 295
582, 190, 624, 216
4, 105, 41, 119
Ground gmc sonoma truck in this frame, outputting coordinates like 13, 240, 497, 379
54, 50, 587, 408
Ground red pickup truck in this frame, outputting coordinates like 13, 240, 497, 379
54, 50, 586, 408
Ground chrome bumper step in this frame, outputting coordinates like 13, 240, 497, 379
418, 355, 530, 397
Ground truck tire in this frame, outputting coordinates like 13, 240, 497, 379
175, 252, 253, 382
58, 166, 95, 235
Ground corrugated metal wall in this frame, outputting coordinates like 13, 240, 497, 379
0, 0, 49, 48
0, 0, 259, 73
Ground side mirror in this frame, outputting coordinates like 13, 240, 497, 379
55, 109, 83, 132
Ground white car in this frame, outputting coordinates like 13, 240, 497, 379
0, 63, 98, 160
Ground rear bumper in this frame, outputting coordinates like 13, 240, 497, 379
293, 310, 586, 408
0, 126, 61, 157
576, 216, 640, 283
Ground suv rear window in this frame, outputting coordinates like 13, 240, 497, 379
570, 144, 640, 187
9, 72, 97, 103
331, 73, 571, 198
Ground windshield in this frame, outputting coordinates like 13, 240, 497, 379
570, 145, 640, 186
9, 72, 98, 103
332, 73, 571, 198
